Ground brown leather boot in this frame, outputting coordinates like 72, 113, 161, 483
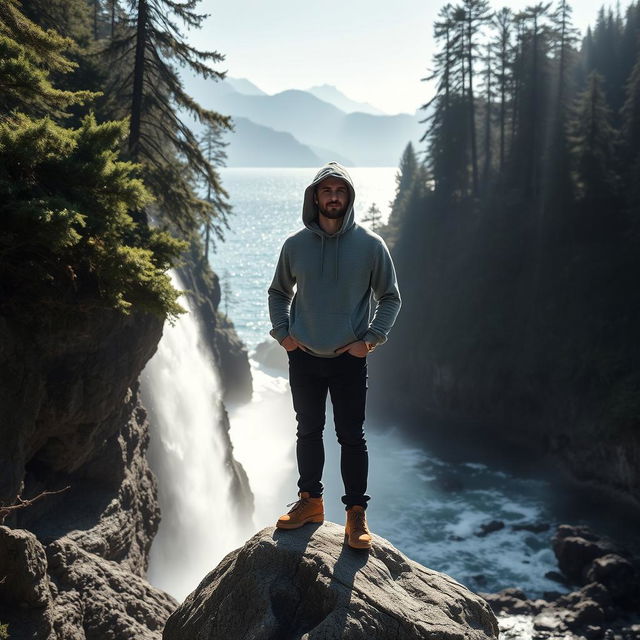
276, 492, 324, 529
345, 505, 372, 549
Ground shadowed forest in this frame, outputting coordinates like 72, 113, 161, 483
378, 1, 640, 501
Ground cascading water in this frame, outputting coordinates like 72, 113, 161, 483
140, 272, 253, 601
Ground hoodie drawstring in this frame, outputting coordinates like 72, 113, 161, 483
318, 235, 341, 280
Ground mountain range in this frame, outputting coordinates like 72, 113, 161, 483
183, 75, 424, 167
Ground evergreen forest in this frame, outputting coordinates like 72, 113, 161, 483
381, 1, 640, 465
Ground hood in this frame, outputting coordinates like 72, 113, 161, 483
302, 161, 356, 237
302, 162, 356, 280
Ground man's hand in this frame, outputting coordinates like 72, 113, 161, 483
334, 340, 369, 358
281, 335, 303, 352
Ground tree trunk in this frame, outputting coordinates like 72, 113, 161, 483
129, 0, 147, 162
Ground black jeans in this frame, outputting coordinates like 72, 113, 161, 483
287, 348, 370, 510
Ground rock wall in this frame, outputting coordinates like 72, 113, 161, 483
0, 255, 254, 637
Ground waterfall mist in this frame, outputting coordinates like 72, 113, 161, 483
140, 273, 253, 601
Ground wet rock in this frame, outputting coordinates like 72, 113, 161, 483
164, 523, 499, 640
583, 624, 604, 639
511, 522, 551, 534
580, 582, 613, 607
533, 611, 565, 633
475, 520, 505, 537
586, 554, 638, 604
565, 599, 605, 629
552, 525, 618, 584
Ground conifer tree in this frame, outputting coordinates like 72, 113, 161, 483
0, 0, 95, 119
460, 0, 492, 196
0, 0, 183, 319
422, 4, 470, 199
362, 203, 382, 232
200, 121, 229, 261
492, 7, 514, 172
102, 0, 232, 237
568, 72, 619, 236
620, 55, 640, 207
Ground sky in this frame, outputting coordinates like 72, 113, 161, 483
190, 0, 635, 115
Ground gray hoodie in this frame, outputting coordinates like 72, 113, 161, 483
268, 162, 401, 358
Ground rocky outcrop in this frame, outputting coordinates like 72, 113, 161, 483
482, 524, 640, 640
0, 526, 176, 639
164, 522, 499, 640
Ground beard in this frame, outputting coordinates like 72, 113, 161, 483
317, 201, 348, 219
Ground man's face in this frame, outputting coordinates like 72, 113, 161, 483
314, 177, 350, 219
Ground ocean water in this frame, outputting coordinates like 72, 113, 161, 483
206, 167, 637, 601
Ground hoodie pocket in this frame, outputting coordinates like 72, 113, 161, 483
290, 310, 359, 355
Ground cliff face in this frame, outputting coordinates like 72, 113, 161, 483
0, 306, 176, 637
0, 259, 254, 637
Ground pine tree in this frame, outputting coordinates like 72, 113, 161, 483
460, 0, 493, 196
0, 0, 183, 319
0, 0, 96, 119
422, 4, 470, 199
480, 39, 494, 188
101, 0, 232, 237
620, 54, 640, 208
568, 72, 619, 236
362, 203, 383, 232
492, 7, 514, 173
200, 121, 229, 261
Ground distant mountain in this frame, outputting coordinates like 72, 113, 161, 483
306, 84, 386, 116
307, 144, 353, 167
182, 72, 422, 166
223, 117, 325, 167
225, 77, 267, 96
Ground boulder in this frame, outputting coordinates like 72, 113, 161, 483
164, 522, 499, 640
585, 554, 637, 604
552, 525, 618, 584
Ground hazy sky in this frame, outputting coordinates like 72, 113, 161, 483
190, 0, 634, 114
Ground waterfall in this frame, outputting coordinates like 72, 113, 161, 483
140, 272, 253, 602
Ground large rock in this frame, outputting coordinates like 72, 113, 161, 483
164, 522, 499, 640
0, 529, 177, 640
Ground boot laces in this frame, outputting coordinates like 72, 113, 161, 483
286, 496, 309, 513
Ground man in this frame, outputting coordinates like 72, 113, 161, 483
267, 161, 401, 550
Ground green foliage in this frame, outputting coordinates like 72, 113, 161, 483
0, 621, 7, 639
100, 0, 232, 240
0, 0, 97, 118
0, 112, 185, 319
